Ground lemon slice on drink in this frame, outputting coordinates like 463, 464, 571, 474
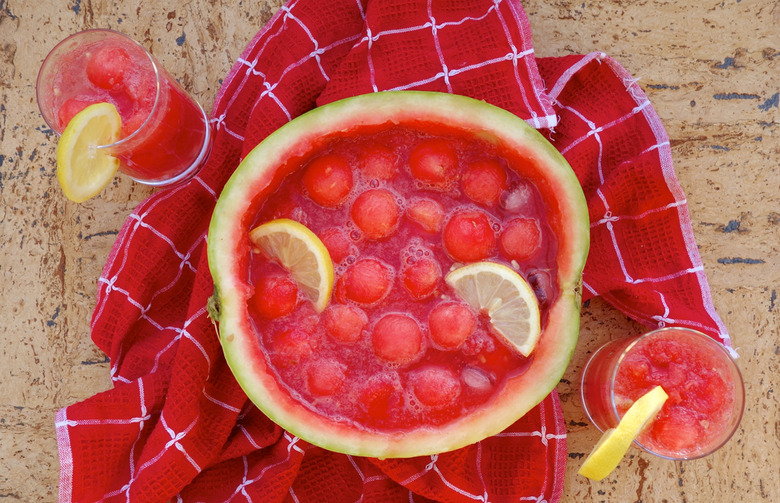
56, 102, 121, 203
249, 218, 335, 312
579, 385, 669, 481
445, 261, 541, 356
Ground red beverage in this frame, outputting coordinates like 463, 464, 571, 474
581, 327, 744, 459
37, 29, 211, 186
246, 124, 560, 431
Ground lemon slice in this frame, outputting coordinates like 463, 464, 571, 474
444, 261, 541, 356
56, 102, 121, 203
248, 218, 334, 312
579, 385, 669, 481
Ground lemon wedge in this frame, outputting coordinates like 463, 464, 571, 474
444, 261, 541, 356
248, 218, 334, 312
56, 102, 121, 203
579, 385, 669, 481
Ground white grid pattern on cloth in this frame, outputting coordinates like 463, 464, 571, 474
91, 187, 210, 342
546, 51, 734, 357
344, 0, 556, 129
346, 455, 393, 502
211, 0, 364, 144
209, 404, 562, 502
211, 0, 362, 142
225, 432, 306, 503
385, 452, 495, 502
59, 0, 567, 501
56, 377, 155, 503
58, 303, 235, 503
383, 399, 561, 502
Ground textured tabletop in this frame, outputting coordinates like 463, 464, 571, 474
1, 0, 777, 501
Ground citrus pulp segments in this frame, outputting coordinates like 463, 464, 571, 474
248, 218, 334, 313
578, 385, 669, 480
56, 102, 121, 203
444, 261, 542, 357
207, 91, 590, 458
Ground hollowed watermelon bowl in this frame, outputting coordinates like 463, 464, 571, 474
207, 91, 589, 458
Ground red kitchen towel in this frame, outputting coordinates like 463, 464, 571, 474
55, 0, 733, 502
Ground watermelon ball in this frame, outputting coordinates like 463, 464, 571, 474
251, 274, 299, 319
500, 217, 542, 261
319, 227, 354, 263
272, 328, 316, 367
408, 138, 458, 189
372, 313, 423, 364
428, 301, 477, 350
648, 409, 701, 453
407, 197, 444, 233
302, 153, 354, 208
351, 188, 400, 240
442, 209, 497, 262
86, 44, 131, 90
57, 98, 98, 129
324, 304, 367, 343
410, 366, 462, 407
401, 257, 441, 300
360, 143, 398, 180
359, 372, 400, 419
462, 159, 508, 206
307, 359, 346, 396
338, 258, 393, 305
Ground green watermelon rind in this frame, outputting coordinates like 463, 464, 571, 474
208, 91, 589, 458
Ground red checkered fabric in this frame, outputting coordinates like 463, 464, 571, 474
55, 1, 732, 502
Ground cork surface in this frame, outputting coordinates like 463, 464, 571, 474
1, 0, 777, 501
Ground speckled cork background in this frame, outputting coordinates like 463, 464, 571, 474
1, 0, 777, 501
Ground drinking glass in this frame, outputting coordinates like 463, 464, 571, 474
580, 327, 744, 460
37, 29, 212, 186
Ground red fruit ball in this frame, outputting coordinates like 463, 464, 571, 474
324, 304, 367, 343
462, 159, 508, 206
271, 328, 315, 367
338, 258, 393, 305
351, 188, 400, 240
358, 372, 400, 419
57, 98, 97, 129
359, 143, 398, 180
410, 366, 461, 407
307, 359, 346, 396
302, 153, 353, 208
408, 138, 458, 189
500, 217, 542, 261
428, 301, 477, 350
86, 45, 131, 90
407, 198, 444, 233
251, 274, 299, 319
372, 313, 423, 364
319, 227, 353, 264
401, 257, 441, 300
442, 209, 497, 262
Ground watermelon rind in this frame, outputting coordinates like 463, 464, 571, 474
207, 91, 589, 458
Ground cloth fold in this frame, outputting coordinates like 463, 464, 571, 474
55, 0, 731, 501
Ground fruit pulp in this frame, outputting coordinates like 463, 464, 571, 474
581, 327, 744, 459
39, 30, 210, 185
246, 123, 561, 432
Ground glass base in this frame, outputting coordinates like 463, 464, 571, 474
128, 103, 212, 188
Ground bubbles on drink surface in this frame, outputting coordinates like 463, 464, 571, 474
246, 125, 558, 429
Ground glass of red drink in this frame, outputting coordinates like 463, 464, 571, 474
580, 327, 744, 460
36, 29, 212, 186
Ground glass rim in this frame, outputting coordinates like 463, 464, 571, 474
36, 28, 162, 151
608, 326, 745, 460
